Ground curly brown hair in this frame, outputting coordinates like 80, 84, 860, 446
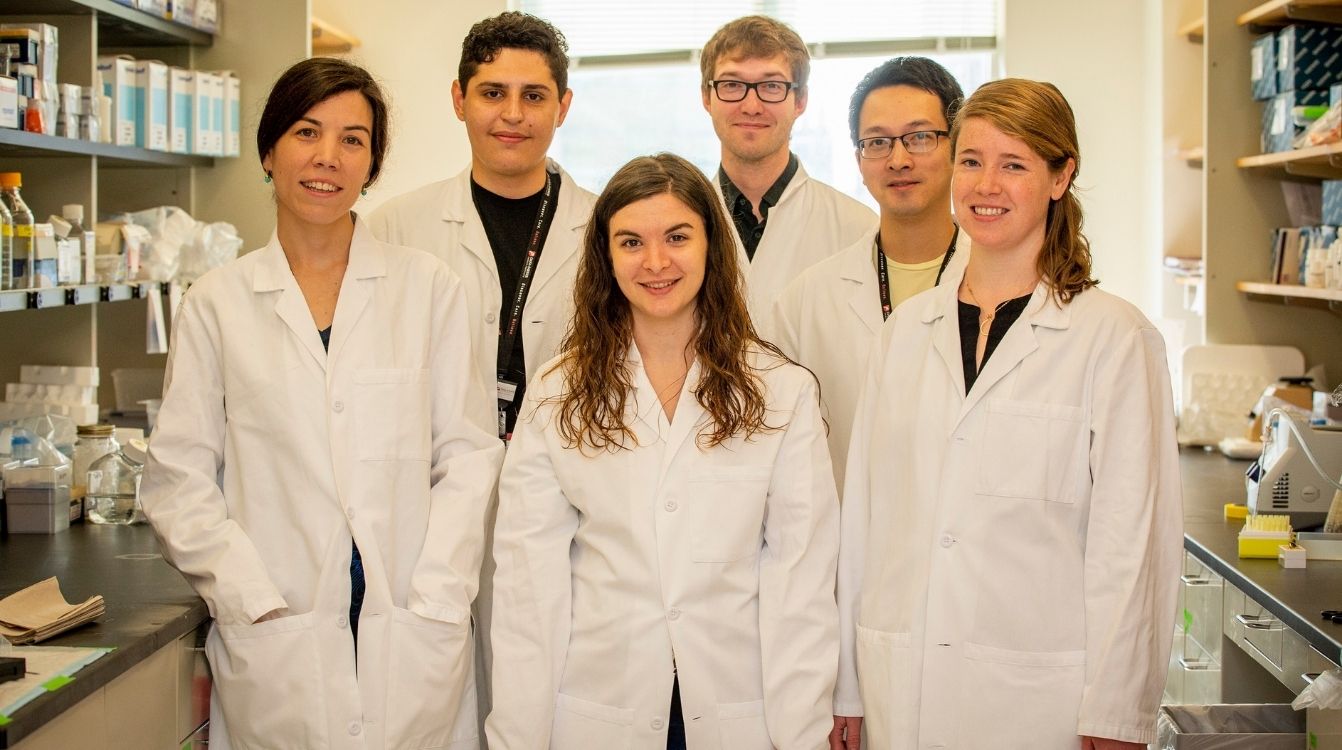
951, 78, 1098, 304
546, 153, 787, 452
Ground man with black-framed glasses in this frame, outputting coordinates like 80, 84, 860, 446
772, 56, 968, 502
699, 15, 876, 329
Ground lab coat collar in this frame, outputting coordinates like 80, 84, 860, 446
837, 228, 882, 337
625, 343, 708, 475
440, 159, 585, 294
251, 215, 386, 372
921, 264, 1074, 429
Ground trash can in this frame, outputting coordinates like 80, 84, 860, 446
1157, 704, 1305, 749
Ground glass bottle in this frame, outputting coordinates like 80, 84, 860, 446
0, 173, 34, 289
74, 424, 119, 502
86, 442, 143, 525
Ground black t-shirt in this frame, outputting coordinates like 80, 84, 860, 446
470, 173, 562, 434
959, 294, 1032, 393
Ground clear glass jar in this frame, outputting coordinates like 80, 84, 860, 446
74, 424, 118, 499
86, 445, 143, 525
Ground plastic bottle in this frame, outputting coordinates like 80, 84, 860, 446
23, 94, 46, 134
9, 429, 36, 461
63, 205, 95, 286
0, 173, 35, 289
0, 197, 11, 291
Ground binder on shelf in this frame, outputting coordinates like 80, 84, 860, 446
191, 71, 214, 155
134, 60, 168, 152
97, 55, 137, 147
168, 68, 193, 154
224, 73, 240, 157
208, 71, 224, 156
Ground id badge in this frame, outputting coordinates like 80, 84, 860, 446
497, 378, 518, 440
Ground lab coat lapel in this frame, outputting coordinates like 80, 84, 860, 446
527, 161, 583, 300
326, 219, 386, 366
626, 347, 707, 479
923, 265, 967, 402
442, 169, 498, 282
954, 284, 1066, 426
253, 233, 327, 372
660, 360, 706, 476
840, 238, 881, 337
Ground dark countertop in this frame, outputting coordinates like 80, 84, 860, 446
0, 523, 207, 748
1180, 447, 1342, 666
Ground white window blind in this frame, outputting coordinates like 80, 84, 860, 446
517, 0, 997, 58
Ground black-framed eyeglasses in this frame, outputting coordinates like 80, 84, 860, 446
857, 130, 950, 159
709, 79, 799, 103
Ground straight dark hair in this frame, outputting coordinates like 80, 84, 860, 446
256, 57, 390, 188
459, 12, 570, 93
848, 56, 964, 146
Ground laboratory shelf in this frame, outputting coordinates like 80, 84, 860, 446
1, 0, 212, 47
1180, 146, 1204, 168
1236, 142, 1342, 179
0, 128, 212, 168
1179, 16, 1205, 43
1237, 0, 1342, 29
0, 281, 162, 313
1236, 281, 1342, 313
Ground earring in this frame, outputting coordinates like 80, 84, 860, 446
263, 173, 272, 184
361, 188, 368, 197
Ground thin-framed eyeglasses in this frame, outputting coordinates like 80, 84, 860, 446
709, 79, 799, 104
857, 130, 950, 159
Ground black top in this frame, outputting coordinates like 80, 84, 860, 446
318, 325, 331, 351
718, 152, 799, 261
470, 174, 562, 433
958, 294, 1032, 392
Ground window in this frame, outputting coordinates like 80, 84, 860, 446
519, 0, 999, 206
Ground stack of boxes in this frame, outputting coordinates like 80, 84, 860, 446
0, 365, 100, 426
96, 55, 239, 156
111, 0, 220, 34
1255, 24, 1342, 153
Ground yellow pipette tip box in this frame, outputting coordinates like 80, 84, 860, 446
1238, 514, 1293, 559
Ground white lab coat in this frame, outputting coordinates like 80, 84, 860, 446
367, 160, 595, 735
487, 346, 840, 750
367, 159, 597, 391
715, 163, 877, 330
770, 227, 969, 495
835, 270, 1183, 748
141, 220, 504, 750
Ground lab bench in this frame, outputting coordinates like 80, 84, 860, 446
0, 524, 209, 749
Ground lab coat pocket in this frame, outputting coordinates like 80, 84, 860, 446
688, 467, 772, 563
354, 368, 431, 462
976, 399, 1086, 503
854, 626, 915, 746
717, 699, 772, 749
550, 693, 634, 749
208, 614, 329, 749
958, 642, 1085, 748
385, 605, 474, 749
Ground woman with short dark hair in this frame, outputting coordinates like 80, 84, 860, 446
142, 57, 502, 750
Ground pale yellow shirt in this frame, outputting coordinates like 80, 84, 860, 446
879, 245, 947, 310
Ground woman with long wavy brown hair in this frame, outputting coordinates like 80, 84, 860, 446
486, 153, 840, 750
832, 79, 1181, 750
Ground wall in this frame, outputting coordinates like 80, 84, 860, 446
1003, 0, 1165, 317
312, 0, 506, 213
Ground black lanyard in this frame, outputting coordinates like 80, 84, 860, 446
496, 171, 555, 378
876, 226, 958, 321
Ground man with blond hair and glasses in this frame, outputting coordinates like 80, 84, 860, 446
700, 15, 876, 328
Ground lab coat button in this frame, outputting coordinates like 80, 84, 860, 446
667, 608, 681, 621
651, 718, 665, 731
940, 534, 955, 548
486, 312, 497, 324
337, 615, 348, 629
332, 400, 344, 413
664, 500, 677, 512
348, 721, 361, 736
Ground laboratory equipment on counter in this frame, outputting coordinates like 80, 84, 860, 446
0, 172, 34, 289
1247, 408, 1342, 528
73, 423, 117, 499
85, 439, 144, 525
